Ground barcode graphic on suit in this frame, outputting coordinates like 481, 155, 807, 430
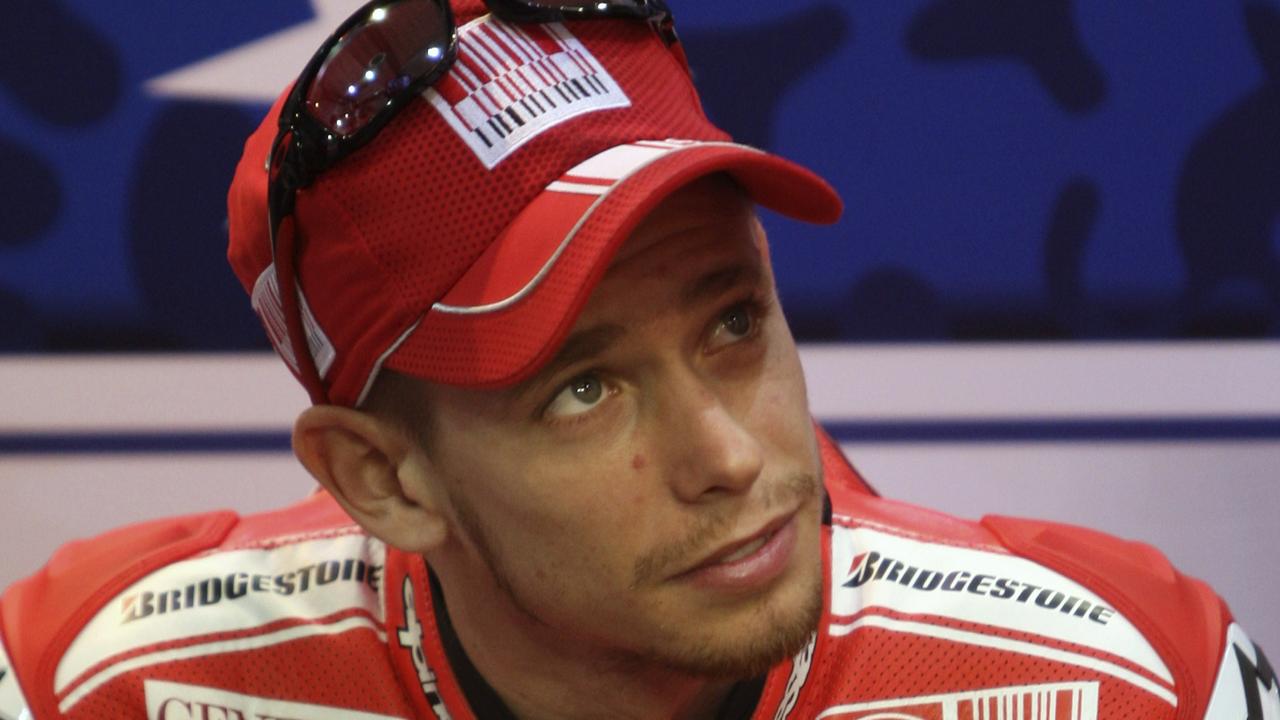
814, 681, 1100, 720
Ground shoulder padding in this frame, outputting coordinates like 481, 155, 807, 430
815, 424, 877, 500
0, 510, 237, 714
982, 514, 1232, 720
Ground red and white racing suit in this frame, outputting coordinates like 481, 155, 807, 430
1, 432, 1275, 719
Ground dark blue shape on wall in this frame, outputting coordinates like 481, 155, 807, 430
683, 4, 852, 149
0, 289, 42, 351
1175, 1, 1280, 337
0, 137, 60, 249
1044, 178, 1101, 335
127, 103, 267, 350
0, 0, 120, 126
843, 267, 947, 341
906, 0, 1107, 114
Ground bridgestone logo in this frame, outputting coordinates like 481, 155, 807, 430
843, 551, 1115, 625
121, 557, 382, 624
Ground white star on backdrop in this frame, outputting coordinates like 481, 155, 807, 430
145, 0, 364, 103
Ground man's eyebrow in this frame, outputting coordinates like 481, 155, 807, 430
530, 323, 627, 389
680, 263, 762, 309
519, 264, 761, 397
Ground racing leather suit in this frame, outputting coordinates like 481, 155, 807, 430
1, 432, 1274, 719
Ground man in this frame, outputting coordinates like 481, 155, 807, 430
0, 1, 1275, 718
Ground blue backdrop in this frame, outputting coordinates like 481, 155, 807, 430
2, 0, 1279, 351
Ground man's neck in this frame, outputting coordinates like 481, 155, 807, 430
426, 568, 761, 720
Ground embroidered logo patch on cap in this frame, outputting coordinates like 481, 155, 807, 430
426, 15, 631, 169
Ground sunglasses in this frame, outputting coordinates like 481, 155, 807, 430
264, 0, 674, 401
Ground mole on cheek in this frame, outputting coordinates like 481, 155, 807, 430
631, 454, 647, 471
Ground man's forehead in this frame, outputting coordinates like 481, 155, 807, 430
543, 187, 768, 370
416, 180, 766, 406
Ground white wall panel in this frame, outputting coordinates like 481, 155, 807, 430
2, 345, 1276, 658
1, 455, 315, 591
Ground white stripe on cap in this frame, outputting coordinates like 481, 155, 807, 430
562, 141, 694, 182
546, 181, 610, 196
251, 264, 336, 380
431, 140, 760, 315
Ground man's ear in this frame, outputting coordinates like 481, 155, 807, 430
293, 405, 446, 554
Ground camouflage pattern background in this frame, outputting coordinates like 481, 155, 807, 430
3, 0, 1278, 351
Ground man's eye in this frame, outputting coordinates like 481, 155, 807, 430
708, 302, 757, 349
545, 374, 610, 419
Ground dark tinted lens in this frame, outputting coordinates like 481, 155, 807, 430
504, 0, 656, 18
305, 0, 451, 137
527, 1, 640, 8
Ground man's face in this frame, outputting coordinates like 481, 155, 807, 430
419, 176, 825, 679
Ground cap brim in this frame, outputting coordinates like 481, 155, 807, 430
381, 140, 842, 392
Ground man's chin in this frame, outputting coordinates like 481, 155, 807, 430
651, 567, 824, 680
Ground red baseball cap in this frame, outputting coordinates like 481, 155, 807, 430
227, 0, 842, 407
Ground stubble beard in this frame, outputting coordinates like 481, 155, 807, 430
627, 471, 824, 679
444, 472, 824, 681
637, 553, 823, 680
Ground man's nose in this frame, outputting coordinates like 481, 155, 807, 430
658, 375, 765, 503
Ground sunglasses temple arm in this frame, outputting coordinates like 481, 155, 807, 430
274, 214, 330, 405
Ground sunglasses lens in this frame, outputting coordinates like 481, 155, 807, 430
526, 0, 606, 6
305, 0, 452, 137
503, 0, 657, 17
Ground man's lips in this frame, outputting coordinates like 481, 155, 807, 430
670, 508, 802, 595
690, 512, 794, 571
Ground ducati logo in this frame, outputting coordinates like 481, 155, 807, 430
426, 15, 630, 169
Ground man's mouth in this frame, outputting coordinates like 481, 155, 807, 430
716, 528, 778, 564
675, 511, 801, 593
699, 514, 791, 567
